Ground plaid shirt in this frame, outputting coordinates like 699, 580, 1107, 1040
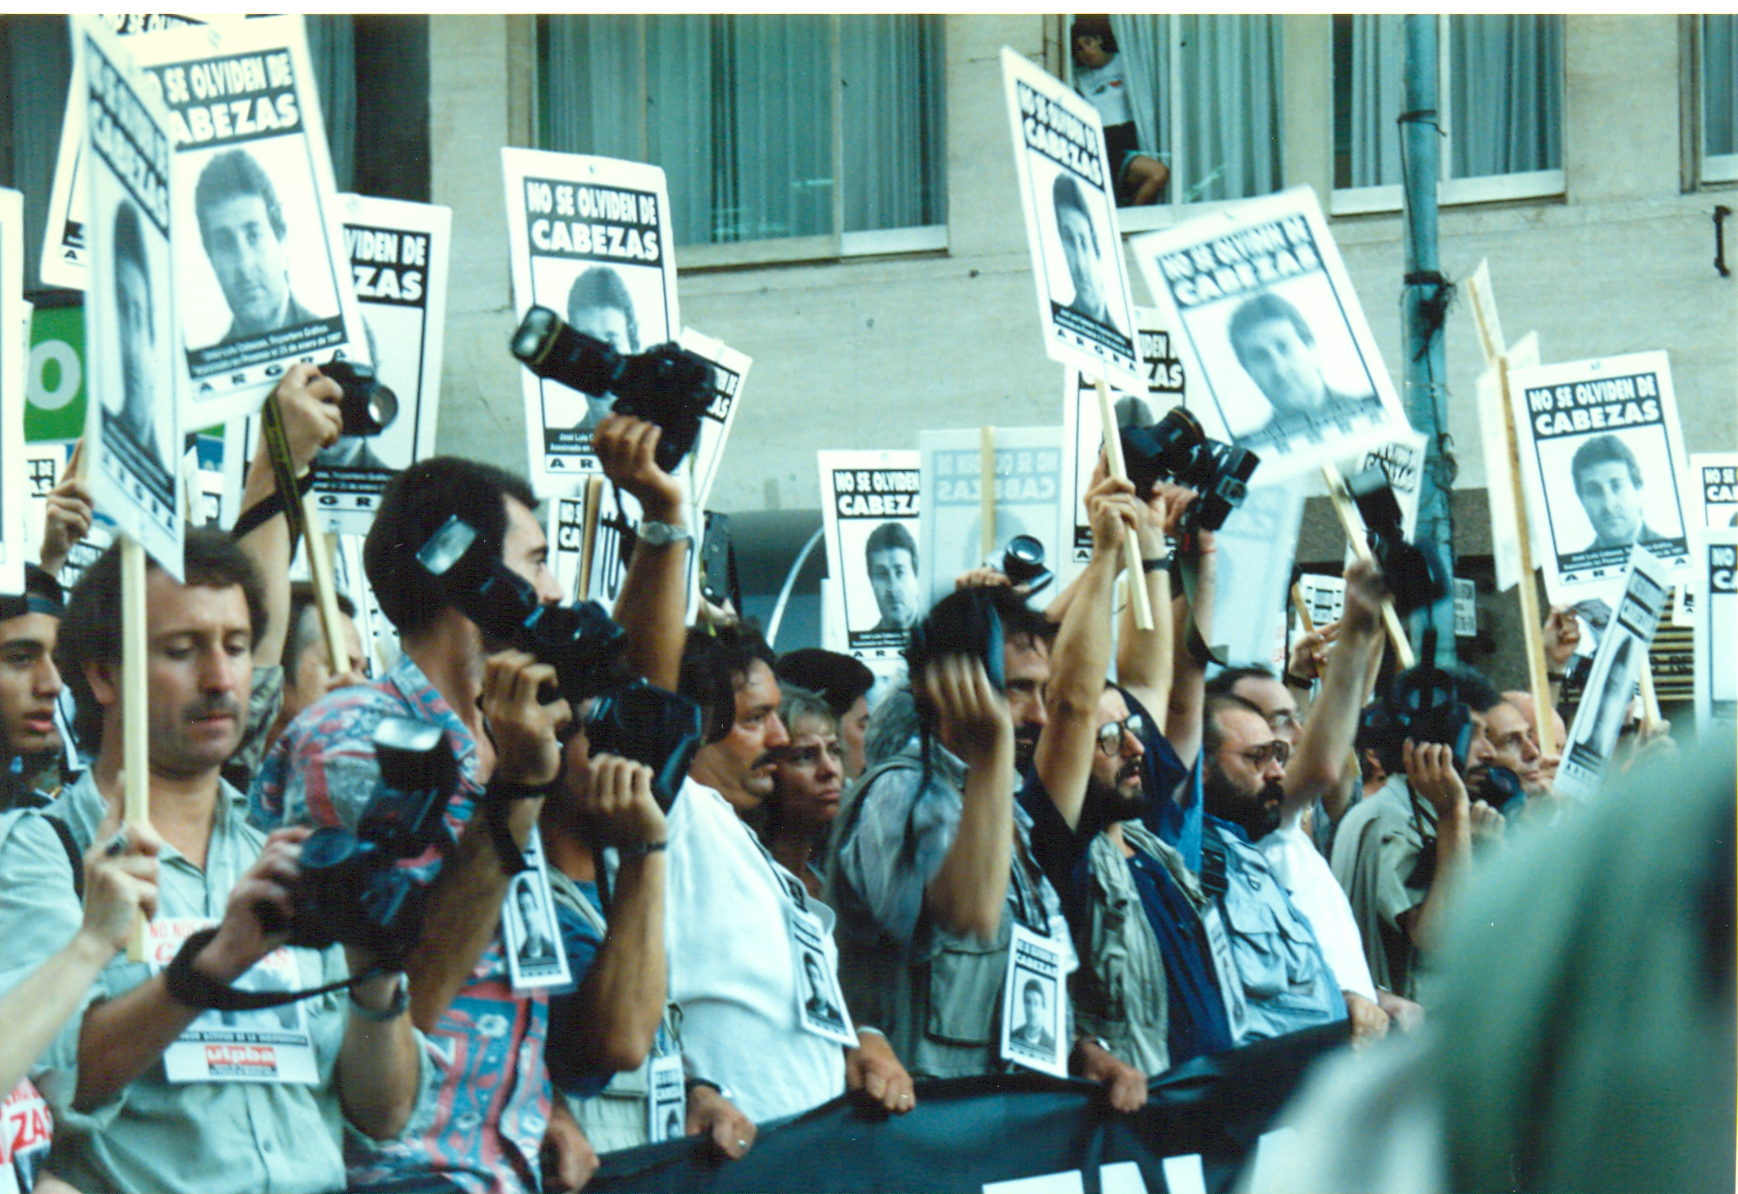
251, 652, 551, 1194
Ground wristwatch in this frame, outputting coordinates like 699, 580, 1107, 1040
638, 520, 691, 547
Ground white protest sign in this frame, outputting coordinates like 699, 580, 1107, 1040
1689, 452, 1738, 532
1694, 527, 1736, 726
818, 450, 921, 664
918, 427, 1064, 612
1212, 480, 1306, 669
501, 148, 679, 495
1296, 572, 1345, 629
1130, 186, 1408, 482
680, 328, 750, 514
0, 190, 25, 593
1001, 47, 1143, 395
1556, 546, 1670, 799
40, 14, 233, 289
1508, 351, 1694, 606
1061, 309, 1187, 580
77, 18, 184, 575
127, 16, 370, 428
1339, 427, 1428, 541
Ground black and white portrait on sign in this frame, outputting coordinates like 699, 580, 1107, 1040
501, 826, 573, 991
818, 451, 922, 661
800, 950, 844, 1031
1131, 186, 1407, 482
512, 875, 555, 964
1009, 974, 1057, 1057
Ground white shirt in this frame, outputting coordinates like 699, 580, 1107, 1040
664, 778, 847, 1125
1258, 823, 1379, 1001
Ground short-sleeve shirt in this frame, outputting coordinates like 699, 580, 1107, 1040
1329, 773, 1433, 999
545, 884, 608, 1099
252, 651, 551, 1194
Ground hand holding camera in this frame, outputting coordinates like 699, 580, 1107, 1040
483, 649, 572, 788
1341, 557, 1390, 638
207, 826, 314, 983
594, 413, 684, 525
575, 754, 667, 852
1403, 739, 1468, 822
922, 654, 1013, 771
1121, 406, 1259, 537
270, 363, 344, 473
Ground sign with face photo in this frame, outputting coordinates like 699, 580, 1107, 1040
76, 18, 184, 575
918, 427, 1064, 613
502, 827, 573, 993
1689, 452, 1738, 531
1001, 923, 1067, 1079
127, 16, 369, 427
501, 148, 679, 496
818, 450, 922, 662
1507, 351, 1693, 605
1130, 187, 1408, 482
1001, 47, 1143, 395
1694, 527, 1736, 726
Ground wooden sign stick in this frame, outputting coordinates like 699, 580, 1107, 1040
1321, 463, 1414, 670
1095, 378, 1153, 631
577, 474, 604, 602
120, 537, 151, 961
1291, 582, 1315, 636
303, 511, 350, 676
980, 426, 997, 563
1637, 657, 1663, 734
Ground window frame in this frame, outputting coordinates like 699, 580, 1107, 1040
1326, 13, 1566, 218
537, 14, 949, 270
1688, 14, 1738, 187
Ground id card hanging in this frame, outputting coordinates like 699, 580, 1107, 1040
647, 1052, 686, 1144
1000, 922, 1068, 1078
503, 826, 573, 993
789, 906, 857, 1047
1200, 902, 1252, 1045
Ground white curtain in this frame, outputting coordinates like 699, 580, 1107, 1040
1705, 15, 1736, 158
544, 15, 943, 247
1448, 15, 1562, 179
1106, 15, 1282, 204
1346, 15, 1405, 188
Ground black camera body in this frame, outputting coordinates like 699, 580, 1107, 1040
1367, 664, 1475, 778
1345, 466, 1448, 617
904, 588, 1007, 692
1121, 407, 1260, 533
997, 534, 1053, 596
321, 360, 399, 438
584, 680, 705, 811
510, 306, 715, 473
290, 717, 459, 964
417, 516, 629, 705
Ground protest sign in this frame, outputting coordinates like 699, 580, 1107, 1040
1061, 311, 1186, 575
40, 15, 229, 289
1130, 187, 1407, 482
1211, 480, 1306, 670
1295, 573, 1345, 630
680, 328, 749, 514
919, 427, 1063, 613
1689, 452, 1738, 531
1338, 428, 1428, 541
1000, 48, 1142, 395
818, 451, 921, 664
1508, 351, 1693, 605
0, 191, 25, 592
77, 18, 183, 574
1693, 527, 1736, 726
1555, 546, 1670, 799
126, 15, 368, 428
501, 148, 679, 495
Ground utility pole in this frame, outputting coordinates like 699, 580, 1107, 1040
1401, 14, 1457, 664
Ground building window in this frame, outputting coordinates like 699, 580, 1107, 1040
1698, 14, 1737, 184
540, 15, 947, 264
1068, 15, 1284, 232
1331, 14, 1563, 213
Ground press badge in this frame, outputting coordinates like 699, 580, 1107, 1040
1001, 922, 1068, 1078
149, 918, 319, 1085
1200, 903, 1251, 1045
0, 1080, 51, 1194
788, 907, 857, 1047
646, 1052, 686, 1144
503, 826, 574, 993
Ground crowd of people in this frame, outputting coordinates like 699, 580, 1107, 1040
0, 358, 1727, 1194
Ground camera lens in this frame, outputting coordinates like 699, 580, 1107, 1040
511, 307, 560, 365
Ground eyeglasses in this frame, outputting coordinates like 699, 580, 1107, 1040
1234, 740, 1291, 769
1095, 714, 1145, 755
1265, 709, 1300, 735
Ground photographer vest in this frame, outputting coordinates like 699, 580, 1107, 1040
826, 751, 1074, 1080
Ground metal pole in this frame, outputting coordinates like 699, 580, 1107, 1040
1401, 14, 1457, 666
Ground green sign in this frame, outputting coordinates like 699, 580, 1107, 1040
26, 302, 86, 443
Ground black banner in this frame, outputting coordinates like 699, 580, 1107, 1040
591, 1024, 1345, 1194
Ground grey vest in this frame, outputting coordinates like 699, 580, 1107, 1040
1075, 822, 1204, 1077
824, 750, 1072, 1080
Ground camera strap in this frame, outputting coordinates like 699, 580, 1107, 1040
257, 394, 312, 554
164, 926, 388, 1012
1173, 536, 1228, 667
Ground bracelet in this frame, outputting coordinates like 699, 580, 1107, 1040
487, 777, 557, 801
637, 520, 691, 547
483, 804, 530, 875
1283, 670, 1315, 689
231, 471, 316, 540
349, 974, 410, 1022
617, 839, 668, 859
164, 927, 227, 1009
1141, 556, 1170, 573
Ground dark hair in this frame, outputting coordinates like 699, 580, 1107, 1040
60, 528, 268, 753
1052, 172, 1097, 254
679, 623, 777, 744
363, 456, 540, 638
1440, 665, 1501, 715
113, 199, 151, 306
283, 580, 358, 684
977, 584, 1058, 650
1070, 15, 1117, 56
566, 265, 639, 353
774, 648, 874, 719
1227, 291, 1314, 369
1205, 664, 1280, 700
1203, 691, 1267, 761
1570, 434, 1643, 491
864, 521, 918, 571
194, 148, 286, 246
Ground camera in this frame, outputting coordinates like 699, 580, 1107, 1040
320, 360, 399, 438
1344, 466, 1447, 617
510, 306, 715, 473
288, 717, 460, 964
1120, 406, 1260, 533
904, 587, 1007, 692
417, 515, 629, 704
996, 534, 1053, 596
1366, 660, 1475, 777
583, 680, 706, 811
